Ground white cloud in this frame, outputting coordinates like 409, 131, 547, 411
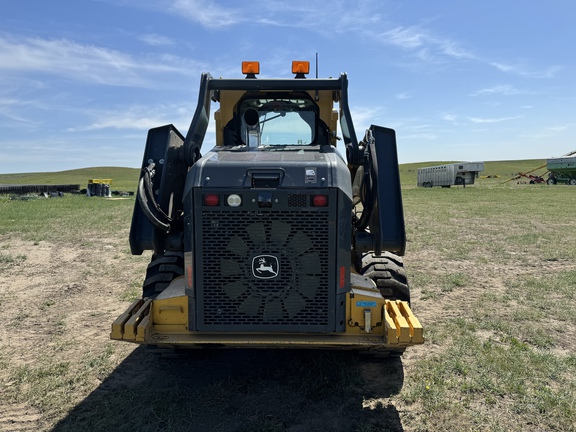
0, 114, 40, 129
139, 33, 174, 46
470, 85, 527, 97
412, 124, 432, 130
468, 115, 523, 124
107, 0, 562, 82
490, 62, 562, 79
401, 132, 437, 140
168, 0, 242, 27
167, 0, 384, 31
349, 106, 383, 134
375, 24, 475, 65
364, 19, 560, 79
380, 26, 427, 50
67, 104, 193, 132
0, 96, 49, 129
0, 35, 203, 88
548, 124, 570, 132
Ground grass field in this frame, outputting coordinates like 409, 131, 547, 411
0, 162, 574, 431
0, 166, 140, 192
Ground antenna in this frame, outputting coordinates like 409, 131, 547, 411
315, 53, 319, 101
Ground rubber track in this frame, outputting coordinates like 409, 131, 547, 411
142, 252, 184, 297
360, 252, 410, 302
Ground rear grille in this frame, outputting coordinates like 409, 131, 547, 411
288, 194, 307, 207
197, 210, 332, 331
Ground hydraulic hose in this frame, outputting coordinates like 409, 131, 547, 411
137, 165, 171, 233
142, 165, 172, 223
355, 134, 375, 231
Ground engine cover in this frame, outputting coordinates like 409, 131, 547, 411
195, 192, 335, 331
184, 147, 351, 332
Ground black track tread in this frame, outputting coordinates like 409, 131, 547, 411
360, 252, 410, 302
363, 251, 404, 266
142, 252, 184, 298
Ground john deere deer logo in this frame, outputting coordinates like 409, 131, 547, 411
252, 255, 279, 279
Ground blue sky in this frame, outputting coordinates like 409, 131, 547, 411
1, 0, 575, 174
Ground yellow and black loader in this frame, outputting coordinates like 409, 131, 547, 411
111, 61, 423, 354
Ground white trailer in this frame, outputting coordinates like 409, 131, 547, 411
417, 162, 484, 187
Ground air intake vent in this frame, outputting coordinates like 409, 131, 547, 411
196, 210, 333, 331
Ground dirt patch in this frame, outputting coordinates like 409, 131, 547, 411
0, 234, 574, 431
0, 237, 417, 431
0, 238, 139, 430
0, 403, 42, 432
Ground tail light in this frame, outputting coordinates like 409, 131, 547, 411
311, 194, 328, 207
204, 194, 220, 206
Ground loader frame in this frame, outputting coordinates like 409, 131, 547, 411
113, 63, 423, 352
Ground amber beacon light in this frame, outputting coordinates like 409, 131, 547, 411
242, 61, 260, 75
292, 60, 310, 75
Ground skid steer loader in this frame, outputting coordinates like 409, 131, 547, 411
111, 61, 423, 354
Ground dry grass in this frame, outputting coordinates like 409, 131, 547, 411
0, 170, 574, 431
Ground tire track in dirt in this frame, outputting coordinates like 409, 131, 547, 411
0, 403, 42, 432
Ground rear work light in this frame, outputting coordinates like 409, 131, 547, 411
226, 194, 242, 207
311, 194, 328, 207
204, 194, 220, 206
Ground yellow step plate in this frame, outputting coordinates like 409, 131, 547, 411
110, 299, 152, 341
384, 300, 424, 345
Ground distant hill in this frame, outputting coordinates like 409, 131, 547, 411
0, 167, 140, 191
0, 159, 549, 190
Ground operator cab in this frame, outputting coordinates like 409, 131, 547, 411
239, 94, 320, 147
217, 61, 338, 149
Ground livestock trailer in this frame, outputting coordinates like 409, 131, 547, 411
417, 162, 484, 188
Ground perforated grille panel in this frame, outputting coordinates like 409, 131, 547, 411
288, 194, 307, 207
196, 209, 333, 331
